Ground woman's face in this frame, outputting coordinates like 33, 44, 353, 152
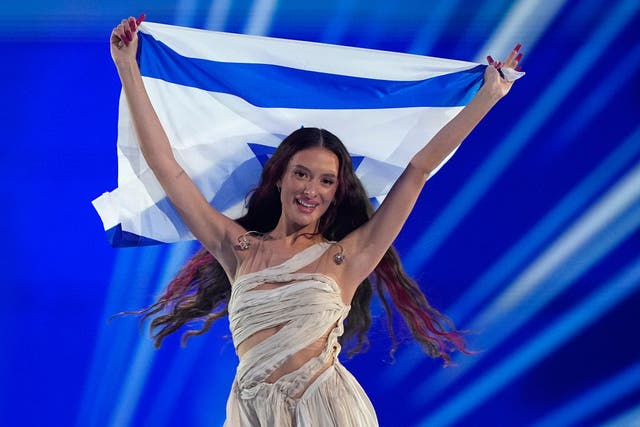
277, 146, 340, 230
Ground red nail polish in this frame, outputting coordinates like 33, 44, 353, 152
515, 66, 522, 71
487, 55, 494, 64
515, 53, 523, 62
136, 13, 147, 25
129, 19, 136, 32
514, 43, 521, 52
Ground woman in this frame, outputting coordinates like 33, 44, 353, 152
111, 15, 522, 426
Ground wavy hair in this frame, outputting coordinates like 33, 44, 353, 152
127, 127, 468, 364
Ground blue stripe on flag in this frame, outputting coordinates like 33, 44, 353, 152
138, 33, 484, 109
106, 225, 165, 247
248, 143, 365, 168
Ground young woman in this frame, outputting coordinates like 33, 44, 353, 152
111, 16, 522, 426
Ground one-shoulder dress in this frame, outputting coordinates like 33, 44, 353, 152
225, 242, 378, 426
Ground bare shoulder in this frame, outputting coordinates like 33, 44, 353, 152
203, 228, 248, 283
220, 231, 271, 283
319, 239, 374, 304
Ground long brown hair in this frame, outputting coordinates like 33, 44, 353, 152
130, 127, 468, 364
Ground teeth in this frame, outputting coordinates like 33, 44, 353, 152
297, 198, 315, 208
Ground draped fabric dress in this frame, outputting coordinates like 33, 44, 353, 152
225, 242, 378, 426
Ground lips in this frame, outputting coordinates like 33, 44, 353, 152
295, 197, 318, 213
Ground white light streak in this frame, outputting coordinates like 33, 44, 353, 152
205, 0, 233, 31
244, 0, 279, 36
106, 242, 198, 427
175, 0, 200, 27
473, 0, 569, 62
418, 255, 640, 426
473, 159, 640, 329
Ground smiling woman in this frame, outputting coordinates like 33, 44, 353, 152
277, 146, 339, 230
110, 13, 522, 426
133, 126, 469, 426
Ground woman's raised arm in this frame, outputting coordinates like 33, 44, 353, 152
339, 47, 523, 291
110, 16, 246, 275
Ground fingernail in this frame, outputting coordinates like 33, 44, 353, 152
514, 43, 522, 52
515, 66, 522, 71
129, 19, 136, 32
487, 55, 494, 64
125, 29, 132, 41
136, 13, 147, 25
515, 53, 523, 62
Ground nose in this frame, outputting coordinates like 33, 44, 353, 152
303, 183, 317, 197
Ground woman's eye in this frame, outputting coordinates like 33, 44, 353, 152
294, 170, 307, 178
322, 179, 335, 186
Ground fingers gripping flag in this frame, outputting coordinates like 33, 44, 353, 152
92, 21, 485, 247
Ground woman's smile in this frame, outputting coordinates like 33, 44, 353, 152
276, 146, 340, 231
295, 197, 319, 213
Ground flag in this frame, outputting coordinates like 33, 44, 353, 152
92, 21, 485, 247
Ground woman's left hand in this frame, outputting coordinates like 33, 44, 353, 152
483, 44, 524, 100
110, 14, 146, 66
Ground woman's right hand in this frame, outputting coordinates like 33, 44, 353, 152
482, 44, 524, 101
110, 14, 146, 66
106, 12, 247, 278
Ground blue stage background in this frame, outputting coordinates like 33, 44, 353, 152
2, 1, 639, 426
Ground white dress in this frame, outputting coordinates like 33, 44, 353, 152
225, 242, 379, 426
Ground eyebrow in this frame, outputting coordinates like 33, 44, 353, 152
292, 164, 337, 178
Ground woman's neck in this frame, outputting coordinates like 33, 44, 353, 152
269, 218, 321, 246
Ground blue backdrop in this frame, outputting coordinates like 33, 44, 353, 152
2, 1, 639, 426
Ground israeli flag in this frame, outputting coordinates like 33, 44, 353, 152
92, 21, 485, 247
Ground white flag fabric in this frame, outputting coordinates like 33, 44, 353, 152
92, 21, 485, 247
